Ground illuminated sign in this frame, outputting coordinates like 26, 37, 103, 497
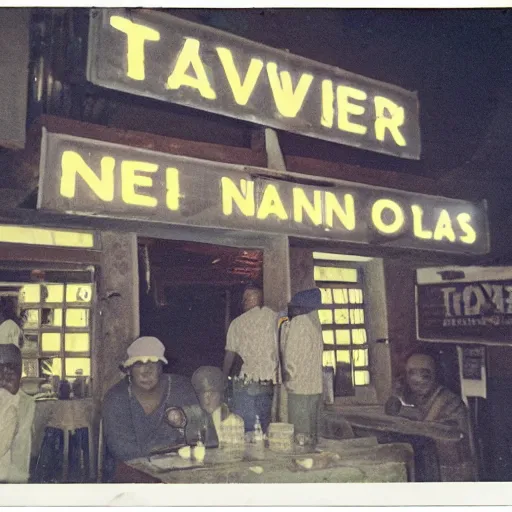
87, 8, 421, 160
38, 130, 488, 254
417, 267, 512, 344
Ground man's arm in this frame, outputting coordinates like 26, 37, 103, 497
223, 350, 236, 380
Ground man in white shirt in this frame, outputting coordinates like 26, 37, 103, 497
0, 343, 35, 483
223, 286, 278, 433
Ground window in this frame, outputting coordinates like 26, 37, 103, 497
314, 252, 370, 392
17, 282, 94, 382
0, 225, 95, 248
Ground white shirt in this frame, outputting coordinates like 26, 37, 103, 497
226, 306, 278, 382
0, 388, 20, 482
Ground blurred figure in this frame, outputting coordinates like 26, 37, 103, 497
279, 288, 323, 447
0, 343, 35, 483
102, 337, 198, 462
223, 286, 278, 433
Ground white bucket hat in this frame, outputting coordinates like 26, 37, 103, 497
121, 336, 168, 369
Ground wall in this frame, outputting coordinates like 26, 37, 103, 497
95, 231, 139, 399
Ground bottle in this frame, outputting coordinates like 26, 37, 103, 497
253, 415, 264, 444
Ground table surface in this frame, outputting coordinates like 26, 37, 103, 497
325, 405, 463, 442
123, 438, 411, 484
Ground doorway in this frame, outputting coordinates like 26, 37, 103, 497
137, 237, 263, 378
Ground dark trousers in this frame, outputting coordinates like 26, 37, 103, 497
232, 381, 274, 433
288, 393, 322, 444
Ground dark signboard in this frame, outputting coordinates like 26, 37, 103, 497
417, 279, 512, 344
38, 129, 489, 255
87, 8, 421, 160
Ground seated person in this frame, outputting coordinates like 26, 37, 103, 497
0, 343, 35, 483
385, 351, 473, 481
184, 366, 234, 448
386, 352, 468, 433
102, 336, 198, 462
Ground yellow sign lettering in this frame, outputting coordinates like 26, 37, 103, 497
167, 38, 216, 100
324, 192, 356, 230
60, 150, 114, 202
257, 183, 288, 220
121, 161, 158, 207
109, 16, 160, 81
216, 48, 263, 106
411, 204, 433, 239
266, 62, 313, 118
165, 167, 181, 211
433, 209, 456, 242
293, 188, 322, 226
337, 86, 367, 135
374, 96, 406, 147
321, 79, 334, 128
371, 198, 405, 234
457, 212, 477, 245
221, 177, 255, 217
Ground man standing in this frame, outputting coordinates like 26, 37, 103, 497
0, 343, 35, 483
223, 286, 278, 433
280, 288, 324, 447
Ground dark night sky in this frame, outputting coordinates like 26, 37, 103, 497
171, 9, 512, 183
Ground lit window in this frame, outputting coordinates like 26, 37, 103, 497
314, 254, 370, 393
0, 226, 95, 248
17, 282, 94, 383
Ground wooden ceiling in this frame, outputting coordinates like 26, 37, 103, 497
139, 238, 263, 287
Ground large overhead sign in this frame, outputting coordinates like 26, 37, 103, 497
417, 267, 512, 345
38, 129, 488, 254
86, 8, 421, 160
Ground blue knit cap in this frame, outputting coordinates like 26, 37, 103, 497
288, 288, 322, 311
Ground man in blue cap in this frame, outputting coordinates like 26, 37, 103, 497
279, 288, 324, 447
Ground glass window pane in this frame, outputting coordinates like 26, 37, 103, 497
65, 333, 90, 353
40, 357, 62, 379
319, 287, 333, 304
354, 370, 370, 386
19, 284, 40, 303
335, 329, 350, 345
22, 309, 39, 329
21, 334, 39, 356
336, 350, 351, 364
353, 349, 368, 368
66, 284, 92, 304
46, 284, 64, 303
318, 309, 333, 325
65, 309, 90, 328
22, 359, 38, 378
41, 333, 61, 353
334, 309, 349, 324
65, 358, 91, 377
323, 350, 335, 369
41, 308, 63, 327
333, 289, 348, 304
0, 225, 94, 248
322, 330, 334, 344
314, 266, 358, 283
352, 328, 367, 345
349, 309, 365, 324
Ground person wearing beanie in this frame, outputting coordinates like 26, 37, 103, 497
102, 336, 198, 464
279, 288, 324, 447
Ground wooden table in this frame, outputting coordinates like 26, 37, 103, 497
117, 438, 411, 484
325, 405, 463, 442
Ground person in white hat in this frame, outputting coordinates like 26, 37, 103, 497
102, 336, 199, 466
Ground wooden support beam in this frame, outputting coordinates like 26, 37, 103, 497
0, 243, 101, 266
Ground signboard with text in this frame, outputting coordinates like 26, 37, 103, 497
417, 267, 512, 345
87, 8, 421, 160
38, 130, 488, 255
